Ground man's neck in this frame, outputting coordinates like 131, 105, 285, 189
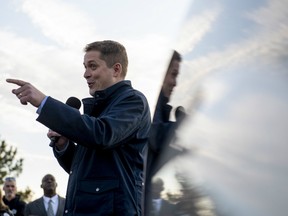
44, 193, 57, 198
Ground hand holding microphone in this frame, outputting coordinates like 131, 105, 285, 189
48, 129, 67, 148
48, 96, 81, 148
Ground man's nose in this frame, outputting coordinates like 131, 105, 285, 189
84, 68, 91, 78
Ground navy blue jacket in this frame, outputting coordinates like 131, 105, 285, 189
37, 81, 151, 216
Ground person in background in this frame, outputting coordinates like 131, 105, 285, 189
146, 50, 183, 177
24, 174, 65, 216
0, 188, 14, 216
6, 40, 151, 216
2, 177, 26, 216
150, 178, 175, 216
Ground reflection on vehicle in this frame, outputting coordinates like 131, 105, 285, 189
146, 0, 288, 216
145, 50, 188, 215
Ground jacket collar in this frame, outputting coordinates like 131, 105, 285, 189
82, 80, 131, 115
93, 80, 131, 101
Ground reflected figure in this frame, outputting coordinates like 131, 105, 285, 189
150, 178, 176, 216
145, 51, 186, 216
146, 51, 183, 178
153, 50, 182, 123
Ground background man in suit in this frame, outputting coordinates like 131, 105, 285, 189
24, 174, 65, 216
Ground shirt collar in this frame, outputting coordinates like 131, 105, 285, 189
43, 195, 58, 203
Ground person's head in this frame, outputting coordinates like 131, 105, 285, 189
83, 40, 129, 96
41, 174, 57, 198
151, 177, 165, 199
2, 177, 17, 201
162, 50, 182, 99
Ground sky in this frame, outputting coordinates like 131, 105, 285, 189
1, 0, 288, 215
0, 0, 190, 199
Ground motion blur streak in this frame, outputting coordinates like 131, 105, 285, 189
148, 1, 288, 216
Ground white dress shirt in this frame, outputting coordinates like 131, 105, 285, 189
152, 198, 162, 214
43, 195, 59, 216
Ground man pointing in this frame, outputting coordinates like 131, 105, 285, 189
7, 40, 151, 215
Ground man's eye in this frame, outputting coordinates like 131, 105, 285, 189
89, 64, 97, 70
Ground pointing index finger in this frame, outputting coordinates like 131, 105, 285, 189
6, 78, 27, 86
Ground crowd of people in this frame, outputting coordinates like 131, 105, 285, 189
1, 174, 65, 216
4, 40, 184, 216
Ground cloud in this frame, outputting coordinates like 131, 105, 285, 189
169, 0, 288, 115
0, 30, 86, 100
246, 0, 288, 30
175, 6, 222, 55
20, 0, 98, 48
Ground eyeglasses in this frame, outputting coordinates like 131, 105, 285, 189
5, 177, 16, 181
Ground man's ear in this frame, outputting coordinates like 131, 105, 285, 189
113, 63, 122, 77
40, 184, 43, 189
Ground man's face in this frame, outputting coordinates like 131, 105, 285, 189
3, 180, 17, 198
83, 50, 117, 96
41, 174, 57, 192
162, 60, 180, 98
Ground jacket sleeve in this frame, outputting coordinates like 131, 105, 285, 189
53, 141, 76, 173
37, 93, 150, 150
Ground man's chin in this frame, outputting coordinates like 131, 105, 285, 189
89, 90, 95, 96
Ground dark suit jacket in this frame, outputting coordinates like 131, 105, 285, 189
24, 196, 65, 216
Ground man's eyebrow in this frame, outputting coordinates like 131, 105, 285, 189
87, 60, 97, 63
84, 60, 97, 65
84, 60, 93, 63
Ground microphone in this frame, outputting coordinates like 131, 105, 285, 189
175, 106, 186, 122
65, 96, 82, 110
49, 96, 81, 147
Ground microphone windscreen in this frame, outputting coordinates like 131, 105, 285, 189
66, 96, 81, 110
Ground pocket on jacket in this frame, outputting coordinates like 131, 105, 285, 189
75, 179, 119, 214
